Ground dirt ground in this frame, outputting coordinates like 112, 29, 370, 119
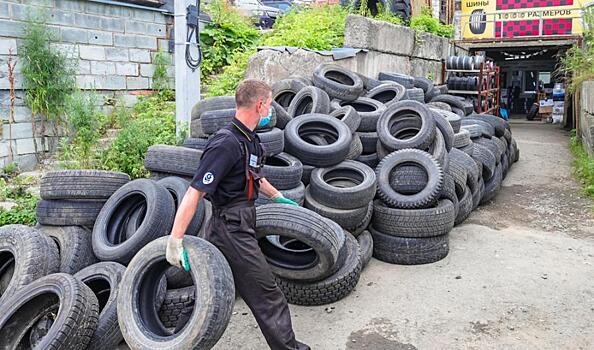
213, 121, 594, 350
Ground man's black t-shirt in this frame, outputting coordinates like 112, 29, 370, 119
190, 118, 262, 207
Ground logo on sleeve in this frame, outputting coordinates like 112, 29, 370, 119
203, 172, 214, 185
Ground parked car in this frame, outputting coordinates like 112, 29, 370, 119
261, 0, 294, 13
235, 0, 281, 28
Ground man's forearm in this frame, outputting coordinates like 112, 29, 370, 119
259, 178, 280, 198
171, 187, 204, 239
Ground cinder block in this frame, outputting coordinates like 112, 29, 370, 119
9, 4, 30, 21
61, 27, 89, 44
85, 2, 123, 17
14, 154, 38, 171
344, 15, 415, 57
50, 43, 78, 59
74, 13, 102, 30
0, 3, 9, 18
105, 47, 129, 62
145, 23, 167, 37
116, 62, 138, 76
89, 32, 113, 46
76, 75, 97, 89
0, 20, 24, 37
114, 34, 137, 48
91, 61, 116, 75
140, 64, 155, 78
3, 122, 33, 139
55, 0, 85, 12
154, 13, 168, 24
78, 60, 91, 74
80, 45, 106, 60
16, 138, 37, 155
47, 9, 75, 26
135, 35, 157, 50
121, 93, 138, 107
0, 142, 9, 158
126, 20, 147, 35
129, 49, 151, 63
127, 76, 149, 90
132, 9, 155, 22
101, 17, 125, 33
104, 75, 127, 90
0, 38, 17, 55
0, 105, 32, 123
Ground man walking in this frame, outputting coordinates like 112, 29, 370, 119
166, 79, 310, 350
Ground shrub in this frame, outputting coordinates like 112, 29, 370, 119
410, 8, 453, 38
559, 9, 594, 92
152, 51, 171, 92
570, 133, 594, 198
100, 93, 177, 179
0, 176, 39, 226
205, 48, 256, 97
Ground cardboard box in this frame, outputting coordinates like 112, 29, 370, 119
539, 99, 554, 107
539, 105, 553, 114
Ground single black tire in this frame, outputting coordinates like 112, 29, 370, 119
0, 225, 60, 306
475, 114, 506, 137
330, 106, 361, 133
474, 137, 502, 163
190, 118, 209, 138
200, 108, 236, 135
454, 185, 473, 225
365, 82, 406, 107
284, 114, 352, 167
454, 129, 471, 148
144, 145, 203, 177
433, 110, 454, 152
375, 149, 443, 209
356, 72, 382, 90
0, 273, 99, 350
462, 117, 495, 137
74, 262, 126, 350
301, 164, 315, 186
191, 96, 235, 121
413, 76, 434, 93
372, 199, 455, 238
40, 170, 130, 200
431, 94, 468, 112
183, 137, 209, 150
287, 86, 331, 118
275, 232, 361, 306
449, 148, 480, 191
257, 127, 284, 157
158, 286, 196, 329
117, 236, 234, 349
346, 133, 364, 160
440, 173, 459, 218
357, 230, 373, 268
272, 79, 308, 108
461, 124, 482, 139
356, 152, 379, 168
263, 152, 303, 190
370, 227, 449, 265
255, 182, 305, 207
378, 72, 414, 88
256, 204, 346, 282
348, 200, 373, 237
309, 160, 376, 210
404, 88, 425, 103
452, 107, 465, 117
480, 164, 502, 204
389, 164, 428, 195
92, 179, 176, 264
312, 63, 364, 101
446, 153, 468, 198
428, 102, 452, 113
304, 186, 372, 231
332, 97, 387, 132
358, 131, 379, 154
157, 177, 206, 236
36, 199, 106, 226
377, 100, 436, 151
37, 225, 97, 274
273, 100, 292, 129
472, 142, 497, 181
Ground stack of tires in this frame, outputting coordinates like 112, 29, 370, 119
256, 204, 371, 306
0, 171, 232, 349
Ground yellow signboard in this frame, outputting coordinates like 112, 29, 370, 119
461, 0, 586, 39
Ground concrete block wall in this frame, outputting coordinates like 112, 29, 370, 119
246, 15, 456, 85
0, 0, 175, 170
580, 81, 594, 157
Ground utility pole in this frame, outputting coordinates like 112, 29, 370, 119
174, 0, 201, 138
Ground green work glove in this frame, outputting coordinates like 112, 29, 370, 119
274, 196, 299, 206
166, 236, 190, 271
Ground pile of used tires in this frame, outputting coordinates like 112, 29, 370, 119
184, 63, 519, 269
0, 171, 235, 349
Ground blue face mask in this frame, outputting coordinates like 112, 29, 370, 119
258, 107, 273, 128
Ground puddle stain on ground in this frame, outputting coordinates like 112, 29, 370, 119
346, 318, 418, 350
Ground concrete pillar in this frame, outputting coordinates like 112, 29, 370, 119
174, 0, 201, 138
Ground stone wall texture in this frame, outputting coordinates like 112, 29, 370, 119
246, 15, 464, 87
0, 0, 174, 170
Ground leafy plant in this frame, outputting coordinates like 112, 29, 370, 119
410, 8, 453, 38
200, 0, 260, 80
206, 48, 256, 97
559, 8, 594, 92
0, 176, 39, 226
20, 13, 76, 155
2, 163, 19, 177
570, 132, 594, 198
263, 5, 348, 50
100, 93, 177, 179
59, 91, 104, 169
152, 51, 171, 92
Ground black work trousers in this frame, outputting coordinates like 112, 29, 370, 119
180, 202, 309, 350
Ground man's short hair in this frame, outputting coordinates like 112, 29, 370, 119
235, 79, 272, 108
